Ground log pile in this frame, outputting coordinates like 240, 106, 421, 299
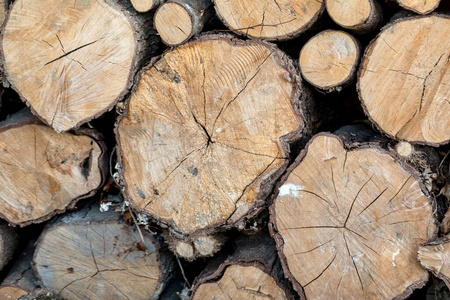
0, 0, 448, 299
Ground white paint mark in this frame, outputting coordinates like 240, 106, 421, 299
392, 249, 400, 267
278, 183, 304, 197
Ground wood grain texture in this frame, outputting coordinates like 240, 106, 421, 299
397, 0, 441, 14
33, 207, 172, 300
358, 15, 450, 145
116, 34, 307, 237
131, 0, 162, 12
0, 111, 107, 226
213, 0, 325, 41
326, 0, 382, 33
419, 236, 450, 289
1, 0, 137, 132
270, 132, 435, 299
299, 30, 360, 91
154, 0, 212, 46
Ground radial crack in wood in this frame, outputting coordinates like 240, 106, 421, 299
0, 111, 107, 226
33, 207, 172, 300
270, 133, 435, 299
1, 0, 140, 132
116, 34, 306, 237
213, 0, 325, 41
358, 15, 450, 145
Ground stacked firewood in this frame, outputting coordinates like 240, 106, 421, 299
0, 0, 449, 299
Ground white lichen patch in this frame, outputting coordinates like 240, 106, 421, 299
278, 183, 305, 197
392, 249, 400, 267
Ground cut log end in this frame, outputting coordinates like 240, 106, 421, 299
131, 0, 161, 12
326, 0, 382, 33
0, 112, 107, 226
167, 233, 224, 260
33, 208, 172, 300
191, 265, 288, 299
2, 0, 138, 132
154, 3, 195, 46
0, 287, 28, 299
117, 34, 306, 237
418, 237, 450, 288
270, 132, 435, 299
213, 0, 325, 40
397, 0, 442, 14
358, 15, 450, 145
299, 30, 360, 91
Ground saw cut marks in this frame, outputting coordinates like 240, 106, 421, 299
271, 133, 435, 299
116, 34, 302, 237
213, 0, 325, 40
1, 0, 136, 132
358, 15, 450, 145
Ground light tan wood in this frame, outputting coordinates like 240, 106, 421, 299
326, 0, 382, 33
0, 287, 28, 300
299, 30, 360, 91
1, 0, 137, 132
397, 0, 441, 14
213, 0, 325, 41
154, 0, 212, 46
192, 265, 287, 299
358, 15, 450, 145
167, 233, 223, 260
131, 0, 162, 12
34, 209, 171, 300
271, 133, 435, 299
189, 233, 295, 299
116, 34, 304, 237
395, 141, 414, 158
0, 112, 106, 226
418, 237, 450, 288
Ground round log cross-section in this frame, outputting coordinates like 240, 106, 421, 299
1, 0, 138, 132
116, 34, 305, 237
213, 0, 325, 41
358, 15, 450, 145
270, 133, 435, 299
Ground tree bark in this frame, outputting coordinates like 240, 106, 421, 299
357, 15, 450, 146
131, 0, 164, 12
299, 30, 360, 92
154, 0, 213, 46
326, 0, 382, 33
213, 0, 325, 41
0, 110, 108, 226
189, 233, 297, 299
269, 124, 437, 299
33, 204, 173, 300
116, 34, 316, 241
0, 242, 38, 300
0, 220, 17, 271
1, 0, 159, 132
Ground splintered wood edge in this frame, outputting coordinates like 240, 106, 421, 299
212, 0, 326, 41
268, 132, 437, 299
357, 14, 450, 147
115, 33, 306, 238
189, 260, 294, 300
0, 0, 142, 132
0, 114, 108, 227
31, 210, 168, 298
418, 236, 450, 288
